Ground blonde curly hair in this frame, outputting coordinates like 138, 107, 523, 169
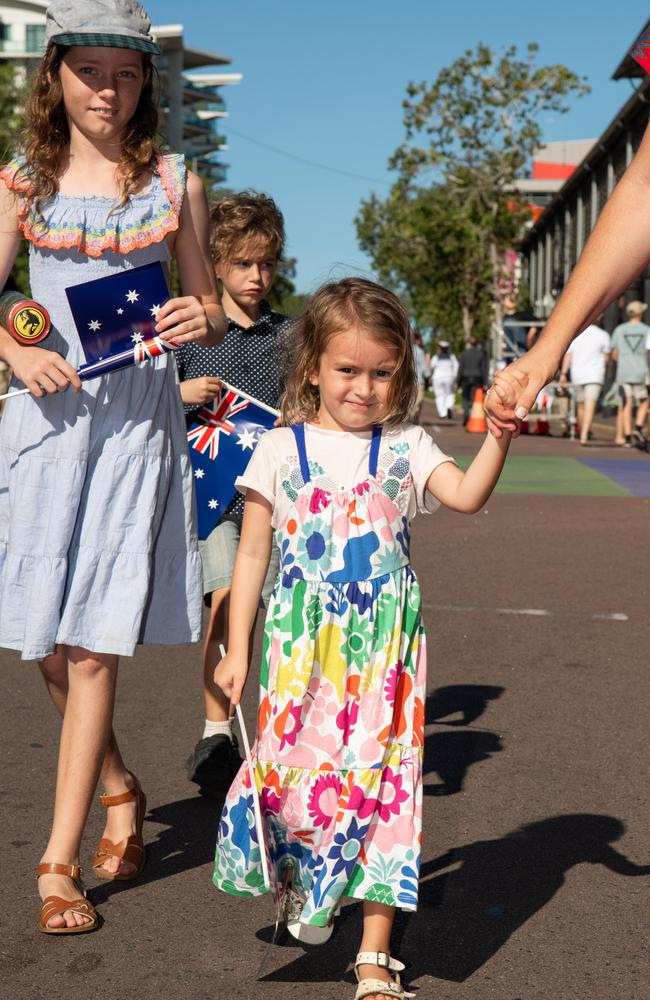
280, 277, 417, 428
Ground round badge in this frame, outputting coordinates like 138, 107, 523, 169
12, 303, 49, 343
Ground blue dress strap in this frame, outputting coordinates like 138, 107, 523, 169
291, 424, 311, 484
369, 425, 382, 477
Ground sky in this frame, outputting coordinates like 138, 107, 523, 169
150, 0, 650, 293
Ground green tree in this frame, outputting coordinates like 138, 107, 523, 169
0, 64, 29, 295
356, 43, 588, 348
267, 257, 308, 317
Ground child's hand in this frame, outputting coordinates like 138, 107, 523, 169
8, 345, 82, 397
214, 653, 249, 708
155, 295, 209, 346
180, 376, 222, 406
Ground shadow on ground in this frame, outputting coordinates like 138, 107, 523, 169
423, 684, 504, 795
257, 814, 649, 985
89, 793, 223, 905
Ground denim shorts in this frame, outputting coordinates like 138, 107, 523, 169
198, 518, 280, 608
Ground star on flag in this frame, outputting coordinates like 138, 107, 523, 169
208, 499, 219, 509
194, 468, 204, 479
237, 428, 258, 451
88, 319, 101, 331
126, 290, 139, 304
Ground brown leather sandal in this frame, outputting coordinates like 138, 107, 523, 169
37, 862, 98, 935
92, 777, 147, 881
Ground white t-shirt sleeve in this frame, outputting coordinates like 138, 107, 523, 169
645, 329, 650, 350
403, 424, 456, 513
235, 427, 281, 509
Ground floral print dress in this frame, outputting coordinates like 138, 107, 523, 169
214, 423, 430, 927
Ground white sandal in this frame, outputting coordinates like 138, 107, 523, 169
353, 951, 415, 999
282, 867, 334, 945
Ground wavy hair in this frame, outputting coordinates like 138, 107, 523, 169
20, 44, 159, 216
280, 277, 417, 427
209, 190, 285, 264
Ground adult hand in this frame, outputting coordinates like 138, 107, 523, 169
180, 376, 221, 406
8, 345, 81, 397
485, 351, 556, 437
155, 295, 209, 346
213, 652, 249, 708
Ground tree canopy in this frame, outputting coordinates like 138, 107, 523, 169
356, 43, 588, 347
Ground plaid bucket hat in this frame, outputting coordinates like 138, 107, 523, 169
45, 0, 160, 55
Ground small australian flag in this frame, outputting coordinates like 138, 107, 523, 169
66, 261, 172, 377
187, 384, 277, 539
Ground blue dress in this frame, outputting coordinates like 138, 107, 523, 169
0, 153, 202, 660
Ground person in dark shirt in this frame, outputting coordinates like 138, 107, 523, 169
457, 335, 488, 426
177, 192, 291, 794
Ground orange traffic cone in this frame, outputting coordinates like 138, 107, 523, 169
466, 387, 487, 433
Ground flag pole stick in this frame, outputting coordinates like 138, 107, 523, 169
0, 387, 29, 402
218, 644, 271, 891
218, 380, 279, 418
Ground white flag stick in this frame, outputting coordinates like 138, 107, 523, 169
0, 387, 29, 402
218, 379, 279, 418
219, 644, 271, 891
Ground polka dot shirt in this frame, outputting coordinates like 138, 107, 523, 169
176, 301, 293, 524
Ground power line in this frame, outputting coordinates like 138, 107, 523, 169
225, 127, 391, 187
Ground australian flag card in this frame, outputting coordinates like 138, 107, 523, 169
187, 384, 278, 539
65, 261, 172, 379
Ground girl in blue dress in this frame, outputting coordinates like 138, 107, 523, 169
0, 0, 225, 934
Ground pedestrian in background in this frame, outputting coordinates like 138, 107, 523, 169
0, 0, 225, 935
407, 329, 431, 423
212, 277, 512, 1000
610, 301, 649, 447
457, 334, 488, 426
558, 316, 610, 446
178, 192, 291, 797
429, 338, 457, 419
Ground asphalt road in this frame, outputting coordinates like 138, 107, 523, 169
2, 406, 649, 1000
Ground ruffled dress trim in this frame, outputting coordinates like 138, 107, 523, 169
0, 152, 185, 258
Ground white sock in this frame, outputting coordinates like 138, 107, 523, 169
202, 718, 233, 740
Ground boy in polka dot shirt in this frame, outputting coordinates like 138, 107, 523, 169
177, 191, 292, 794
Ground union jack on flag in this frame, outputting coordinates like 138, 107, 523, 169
187, 383, 277, 539
630, 24, 650, 74
187, 389, 251, 461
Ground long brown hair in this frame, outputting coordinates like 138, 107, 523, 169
20, 44, 159, 215
280, 277, 417, 427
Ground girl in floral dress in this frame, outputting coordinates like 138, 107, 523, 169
214, 278, 510, 999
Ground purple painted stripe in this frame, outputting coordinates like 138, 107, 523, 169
579, 458, 650, 497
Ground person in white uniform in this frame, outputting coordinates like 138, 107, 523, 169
430, 339, 458, 419
559, 319, 611, 445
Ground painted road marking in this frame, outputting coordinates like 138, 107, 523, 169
424, 603, 628, 622
455, 456, 630, 496
579, 458, 650, 498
